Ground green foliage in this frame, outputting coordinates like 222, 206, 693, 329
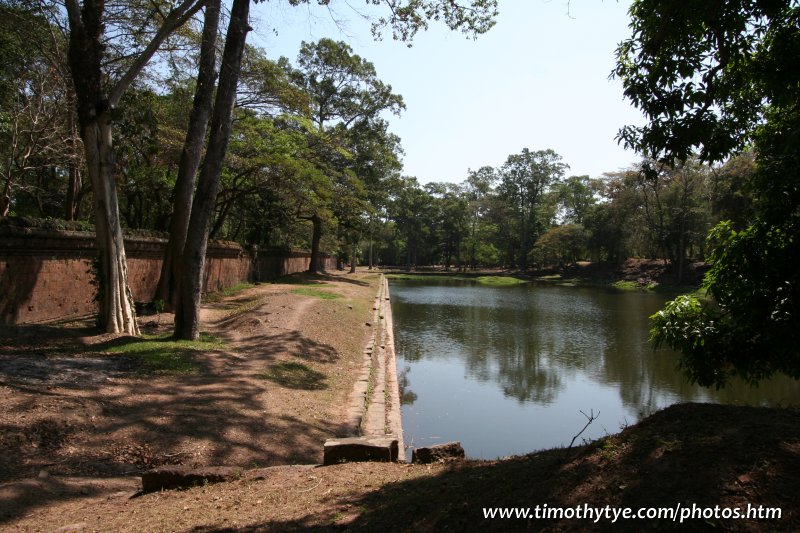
653, 219, 800, 387
202, 282, 257, 303
531, 224, 588, 268
475, 276, 525, 286
620, 0, 800, 387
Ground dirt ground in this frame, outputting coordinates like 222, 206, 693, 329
0, 272, 379, 517
1, 270, 799, 532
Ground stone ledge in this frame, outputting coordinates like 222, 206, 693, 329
323, 436, 399, 465
411, 441, 465, 464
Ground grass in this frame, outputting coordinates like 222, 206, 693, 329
104, 332, 224, 375
203, 282, 257, 303
475, 275, 526, 286
261, 361, 328, 390
291, 287, 340, 300
612, 280, 659, 291
384, 273, 450, 281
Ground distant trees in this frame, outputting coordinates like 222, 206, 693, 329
371, 148, 738, 274
497, 149, 568, 269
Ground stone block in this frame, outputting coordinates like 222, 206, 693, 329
411, 441, 465, 464
323, 436, 399, 465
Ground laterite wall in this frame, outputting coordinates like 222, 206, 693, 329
0, 228, 336, 325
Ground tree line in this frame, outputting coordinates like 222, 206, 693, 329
370, 150, 755, 277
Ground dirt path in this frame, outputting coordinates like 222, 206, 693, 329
0, 271, 379, 522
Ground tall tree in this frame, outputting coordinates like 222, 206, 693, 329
174, 0, 250, 340
0, 2, 83, 220
290, 38, 405, 273
63, 0, 202, 333
155, 0, 221, 309
464, 166, 498, 269
498, 148, 567, 269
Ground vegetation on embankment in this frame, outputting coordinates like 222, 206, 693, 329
386, 273, 528, 286
385, 258, 705, 293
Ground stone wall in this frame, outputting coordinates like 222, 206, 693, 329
0, 228, 336, 325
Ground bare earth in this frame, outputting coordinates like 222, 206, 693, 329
1, 270, 799, 532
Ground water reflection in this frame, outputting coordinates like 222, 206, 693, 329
391, 279, 800, 459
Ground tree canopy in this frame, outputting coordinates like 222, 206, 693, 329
616, 0, 800, 387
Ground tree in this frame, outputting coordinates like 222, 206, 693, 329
175, 0, 251, 340
0, 2, 84, 220
63, 0, 203, 334
290, 38, 405, 273
345, 118, 403, 269
498, 148, 567, 269
155, 0, 221, 310
464, 166, 498, 269
555, 175, 596, 225
531, 224, 588, 268
616, 0, 800, 386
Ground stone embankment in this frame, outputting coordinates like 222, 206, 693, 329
324, 274, 405, 464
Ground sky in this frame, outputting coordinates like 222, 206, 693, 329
249, 1, 644, 184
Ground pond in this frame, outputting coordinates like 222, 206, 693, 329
390, 278, 800, 459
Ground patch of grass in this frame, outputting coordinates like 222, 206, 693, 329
104, 333, 224, 374
203, 282, 257, 303
261, 361, 328, 390
612, 280, 659, 291
612, 280, 639, 291
291, 287, 340, 300
222, 296, 268, 320
475, 275, 526, 286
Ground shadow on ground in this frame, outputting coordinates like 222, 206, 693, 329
189, 404, 800, 532
0, 319, 351, 525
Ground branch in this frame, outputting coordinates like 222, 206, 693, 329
108, 0, 204, 107
568, 409, 599, 448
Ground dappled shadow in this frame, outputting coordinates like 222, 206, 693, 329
235, 330, 339, 364
0, 321, 352, 525
262, 362, 328, 390
189, 403, 800, 532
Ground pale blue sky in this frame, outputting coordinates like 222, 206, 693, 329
249, 1, 643, 183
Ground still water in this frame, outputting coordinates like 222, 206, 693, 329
390, 279, 800, 459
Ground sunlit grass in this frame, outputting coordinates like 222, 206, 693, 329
203, 282, 257, 303
104, 333, 224, 374
475, 276, 526, 286
291, 287, 340, 300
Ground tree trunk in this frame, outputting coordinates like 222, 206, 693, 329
66, 0, 138, 334
349, 240, 357, 273
65, 165, 82, 220
368, 217, 374, 270
307, 214, 322, 273
175, 0, 250, 340
64, 0, 203, 334
156, 0, 221, 309
84, 111, 140, 334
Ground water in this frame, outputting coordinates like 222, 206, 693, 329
390, 279, 800, 459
